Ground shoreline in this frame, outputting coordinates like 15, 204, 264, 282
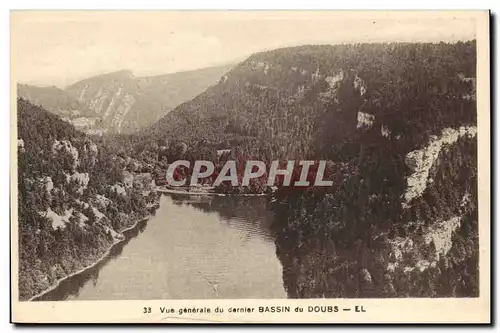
27, 215, 151, 302
157, 187, 268, 197
24, 189, 268, 301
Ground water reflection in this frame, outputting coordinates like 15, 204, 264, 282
169, 193, 276, 242
34, 194, 286, 301
34, 219, 149, 301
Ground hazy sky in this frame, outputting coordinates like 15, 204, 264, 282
11, 11, 478, 87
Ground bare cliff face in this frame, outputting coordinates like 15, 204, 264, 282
64, 66, 233, 134
63, 70, 136, 134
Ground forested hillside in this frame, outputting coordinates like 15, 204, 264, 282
142, 42, 474, 147
17, 99, 159, 300
111, 41, 478, 297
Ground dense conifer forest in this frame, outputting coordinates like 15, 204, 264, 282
116, 41, 478, 297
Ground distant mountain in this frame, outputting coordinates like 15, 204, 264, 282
120, 42, 478, 297
64, 65, 233, 133
17, 64, 233, 134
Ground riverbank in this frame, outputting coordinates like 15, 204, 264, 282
156, 187, 268, 197
28, 215, 151, 302
32, 194, 287, 301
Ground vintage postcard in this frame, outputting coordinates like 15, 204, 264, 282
10, 10, 490, 324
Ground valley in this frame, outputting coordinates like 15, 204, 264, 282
17, 40, 479, 300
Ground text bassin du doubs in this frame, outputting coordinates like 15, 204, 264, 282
152, 305, 367, 316
164, 160, 334, 187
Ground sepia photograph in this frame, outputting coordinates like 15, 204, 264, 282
10, 10, 490, 323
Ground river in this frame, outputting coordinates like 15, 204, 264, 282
35, 193, 287, 300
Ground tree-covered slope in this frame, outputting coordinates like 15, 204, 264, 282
144, 42, 475, 150
17, 98, 158, 300
114, 41, 478, 297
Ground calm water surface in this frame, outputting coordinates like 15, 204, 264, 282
37, 194, 287, 300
